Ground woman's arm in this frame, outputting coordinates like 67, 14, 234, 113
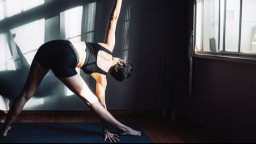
103, 0, 123, 51
93, 75, 119, 142
95, 77, 107, 109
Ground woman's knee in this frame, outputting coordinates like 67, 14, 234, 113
17, 91, 32, 102
85, 96, 98, 106
78, 91, 98, 106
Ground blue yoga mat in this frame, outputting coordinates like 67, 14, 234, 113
0, 122, 152, 143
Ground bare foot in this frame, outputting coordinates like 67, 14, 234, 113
1, 126, 11, 137
120, 127, 141, 136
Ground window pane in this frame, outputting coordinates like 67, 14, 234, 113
241, 0, 256, 53
225, 0, 240, 52
196, 0, 203, 51
203, 0, 219, 52
195, 0, 219, 52
219, 0, 225, 51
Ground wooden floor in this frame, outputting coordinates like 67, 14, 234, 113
0, 110, 228, 143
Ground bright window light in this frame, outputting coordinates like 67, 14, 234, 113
1, 0, 45, 20
5, 0, 22, 17
0, 33, 16, 71
64, 6, 83, 39
0, 1, 5, 21
10, 19, 45, 65
195, 0, 256, 55
0, 95, 10, 111
24, 97, 45, 109
22, 0, 44, 11
196, 0, 203, 51
241, 0, 256, 53
66, 69, 80, 96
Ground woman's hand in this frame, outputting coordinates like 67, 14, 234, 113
104, 130, 120, 142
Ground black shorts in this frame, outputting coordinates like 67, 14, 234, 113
34, 40, 78, 78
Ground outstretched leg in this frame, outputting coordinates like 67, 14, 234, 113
59, 75, 141, 136
0, 60, 49, 136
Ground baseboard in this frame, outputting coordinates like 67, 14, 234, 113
0, 110, 154, 117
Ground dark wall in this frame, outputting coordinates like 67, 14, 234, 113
116, 0, 191, 111
191, 57, 256, 142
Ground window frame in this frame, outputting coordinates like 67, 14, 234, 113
193, 0, 256, 63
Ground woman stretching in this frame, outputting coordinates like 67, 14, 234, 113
0, 0, 140, 142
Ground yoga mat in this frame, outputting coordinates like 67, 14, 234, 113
0, 122, 152, 143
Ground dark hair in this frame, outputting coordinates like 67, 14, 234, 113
110, 62, 133, 81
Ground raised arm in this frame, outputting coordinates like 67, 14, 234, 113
104, 0, 122, 51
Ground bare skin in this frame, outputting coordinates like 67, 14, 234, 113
1, 0, 141, 142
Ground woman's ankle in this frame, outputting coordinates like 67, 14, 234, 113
1, 125, 11, 137
118, 126, 141, 136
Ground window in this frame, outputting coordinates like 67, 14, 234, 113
0, 0, 44, 21
195, 0, 256, 56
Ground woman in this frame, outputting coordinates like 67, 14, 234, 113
0, 0, 140, 142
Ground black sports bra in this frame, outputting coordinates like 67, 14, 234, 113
81, 42, 112, 75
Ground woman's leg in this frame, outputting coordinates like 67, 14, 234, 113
0, 60, 49, 136
59, 75, 141, 136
